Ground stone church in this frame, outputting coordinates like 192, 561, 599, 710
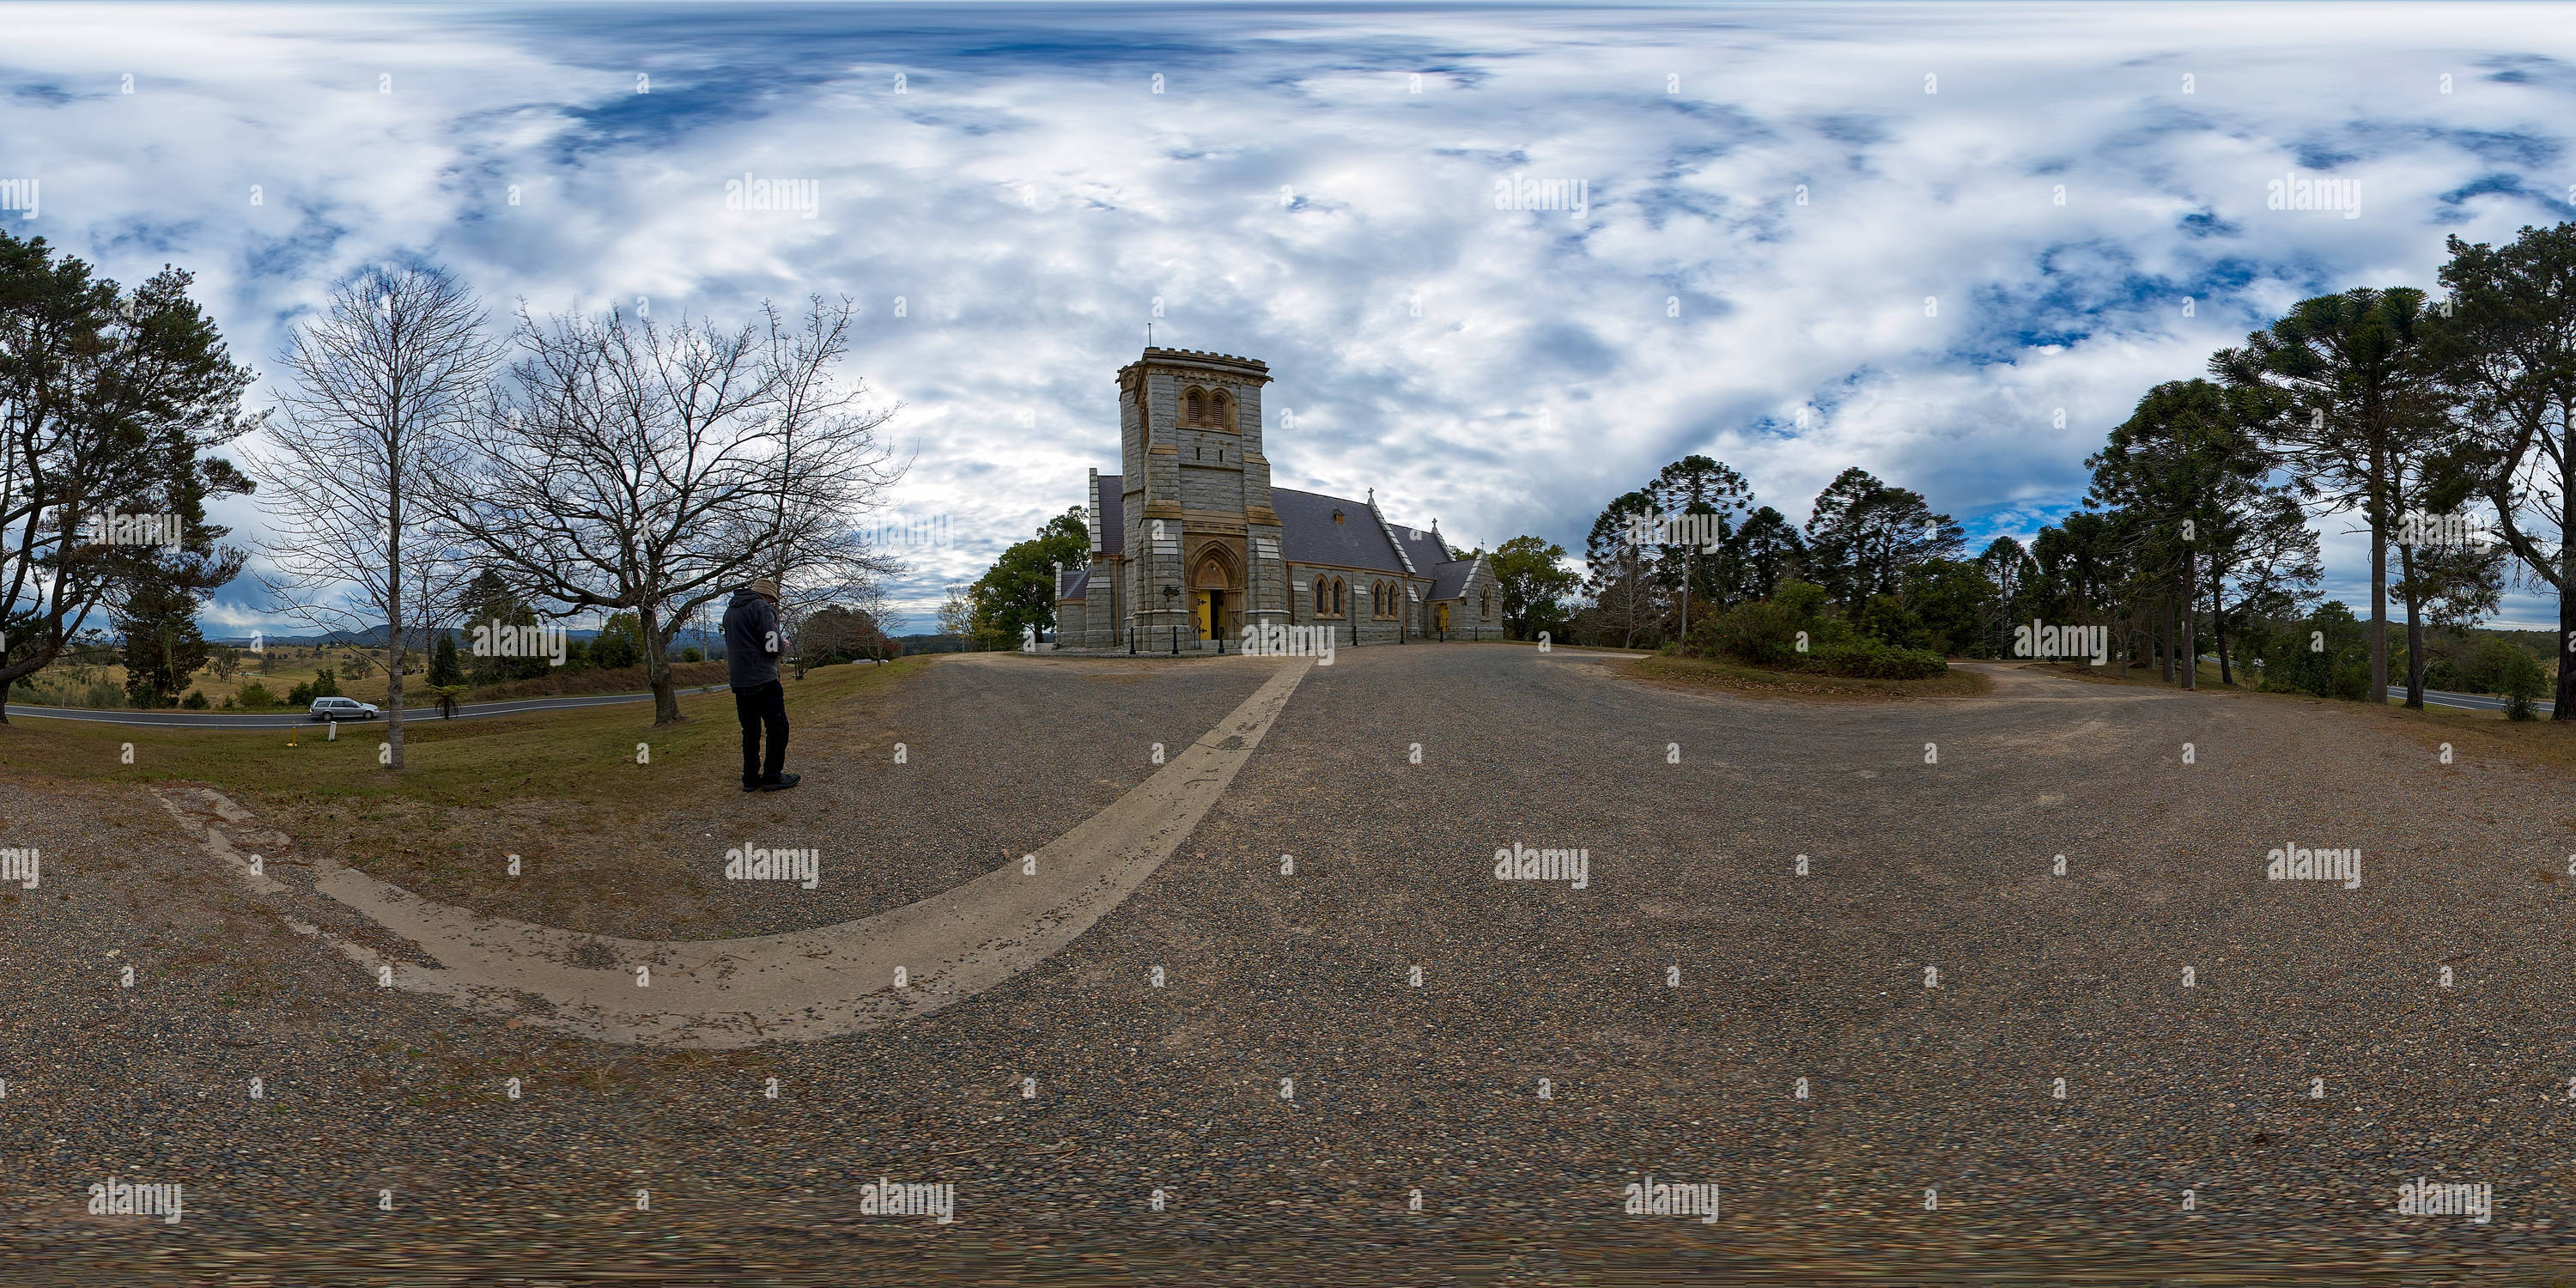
1054, 348, 1499, 649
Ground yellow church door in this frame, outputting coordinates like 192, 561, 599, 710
1194, 590, 1216, 641
1433, 603, 1450, 633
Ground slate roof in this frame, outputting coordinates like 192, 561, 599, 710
1389, 524, 1449, 579
1427, 556, 1478, 600
1058, 566, 1089, 599
1273, 488, 1405, 573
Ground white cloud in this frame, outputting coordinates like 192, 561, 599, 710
3, 2, 2572, 629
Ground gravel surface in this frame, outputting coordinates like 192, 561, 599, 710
3, 647, 2572, 1283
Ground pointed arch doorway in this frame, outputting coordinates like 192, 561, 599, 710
1189, 547, 1241, 641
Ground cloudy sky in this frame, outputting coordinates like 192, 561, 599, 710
6, 1, 2574, 632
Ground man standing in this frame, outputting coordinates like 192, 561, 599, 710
724, 578, 799, 793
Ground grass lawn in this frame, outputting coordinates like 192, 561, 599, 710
1628, 653, 1992, 700
0, 656, 934, 938
16, 646, 731, 711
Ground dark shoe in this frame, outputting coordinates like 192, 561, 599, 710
758, 773, 801, 792
743, 781, 762, 793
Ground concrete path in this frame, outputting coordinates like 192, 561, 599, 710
150, 659, 1314, 1048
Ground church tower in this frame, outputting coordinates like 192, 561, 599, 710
1114, 348, 1285, 641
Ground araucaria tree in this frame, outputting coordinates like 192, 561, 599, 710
0, 233, 257, 722
2213, 287, 2445, 706
2433, 222, 2576, 720
255, 264, 499, 768
440, 297, 900, 724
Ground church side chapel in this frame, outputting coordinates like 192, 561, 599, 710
1054, 348, 1498, 650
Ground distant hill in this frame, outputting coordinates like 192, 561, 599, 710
896, 634, 972, 653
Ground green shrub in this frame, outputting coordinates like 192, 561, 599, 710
2500, 644, 2549, 721
681, 646, 704, 663
2260, 603, 2371, 700
180, 690, 210, 710
236, 681, 277, 709
1685, 580, 1841, 666
84, 680, 125, 708
1809, 638, 1949, 679
1683, 582, 1944, 679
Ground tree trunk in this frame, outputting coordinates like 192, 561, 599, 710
2174, 578, 2194, 690
2158, 592, 2174, 683
2211, 563, 2233, 687
2399, 545, 2425, 710
2561, 451, 2575, 720
642, 599, 682, 725
2559, 571, 2576, 722
385, 516, 405, 771
2368, 457, 2389, 705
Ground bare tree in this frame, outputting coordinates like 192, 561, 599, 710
252, 264, 498, 769
438, 297, 900, 724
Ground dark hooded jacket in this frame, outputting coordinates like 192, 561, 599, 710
723, 588, 782, 690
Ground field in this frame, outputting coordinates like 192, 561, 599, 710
9, 645, 727, 711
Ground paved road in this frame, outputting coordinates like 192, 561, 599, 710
2385, 683, 2557, 714
7, 647, 2575, 1280
3, 687, 727, 730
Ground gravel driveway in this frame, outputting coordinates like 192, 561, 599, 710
3, 647, 2571, 1282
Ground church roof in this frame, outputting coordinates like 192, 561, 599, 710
1427, 555, 1479, 600
1057, 566, 1089, 600
1389, 524, 1449, 578
1273, 487, 1405, 573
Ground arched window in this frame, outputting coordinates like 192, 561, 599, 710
1212, 389, 1231, 429
1481, 589, 1492, 618
1185, 387, 1205, 424
1314, 576, 1329, 615
1333, 577, 1346, 617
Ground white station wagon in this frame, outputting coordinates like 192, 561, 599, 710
307, 696, 380, 722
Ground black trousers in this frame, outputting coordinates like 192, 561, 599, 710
733, 680, 788, 786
